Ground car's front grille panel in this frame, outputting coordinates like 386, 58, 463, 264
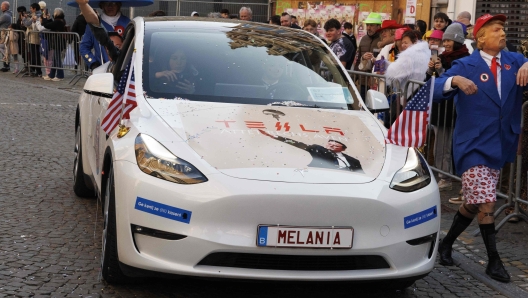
197, 252, 390, 271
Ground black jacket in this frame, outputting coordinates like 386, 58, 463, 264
71, 14, 87, 38
272, 135, 364, 172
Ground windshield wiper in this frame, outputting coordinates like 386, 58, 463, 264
269, 101, 345, 109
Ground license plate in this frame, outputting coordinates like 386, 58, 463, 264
257, 226, 353, 248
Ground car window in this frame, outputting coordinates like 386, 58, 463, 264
143, 23, 358, 110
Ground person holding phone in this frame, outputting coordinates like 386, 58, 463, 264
426, 23, 470, 194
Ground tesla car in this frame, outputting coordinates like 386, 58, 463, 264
74, 17, 440, 287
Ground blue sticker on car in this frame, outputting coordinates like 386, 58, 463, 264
404, 206, 437, 229
135, 197, 192, 224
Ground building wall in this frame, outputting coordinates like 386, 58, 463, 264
446, 0, 476, 24
394, 0, 432, 26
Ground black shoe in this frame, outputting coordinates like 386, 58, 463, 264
438, 239, 454, 266
0, 67, 9, 72
486, 257, 510, 282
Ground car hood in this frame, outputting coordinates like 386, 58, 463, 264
147, 100, 386, 184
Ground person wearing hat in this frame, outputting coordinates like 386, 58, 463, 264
427, 29, 443, 47
354, 12, 382, 98
384, 29, 429, 121
375, 20, 402, 51
191, 11, 199, 17
79, 0, 130, 70
374, 21, 404, 68
434, 14, 528, 283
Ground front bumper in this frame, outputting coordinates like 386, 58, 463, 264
113, 160, 440, 281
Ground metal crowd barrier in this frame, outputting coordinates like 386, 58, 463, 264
0, 29, 28, 75
21, 31, 82, 80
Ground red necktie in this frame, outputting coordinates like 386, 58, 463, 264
491, 57, 498, 86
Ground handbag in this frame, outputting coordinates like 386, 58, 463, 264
63, 43, 77, 66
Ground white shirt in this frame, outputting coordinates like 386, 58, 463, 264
335, 152, 350, 168
443, 50, 502, 99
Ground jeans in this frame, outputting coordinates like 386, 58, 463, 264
49, 48, 64, 79
29, 44, 42, 75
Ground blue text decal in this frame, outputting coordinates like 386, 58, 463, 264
404, 206, 437, 229
135, 197, 192, 224
257, 226, 268, 246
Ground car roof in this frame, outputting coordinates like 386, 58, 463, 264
141, 17, 323, 46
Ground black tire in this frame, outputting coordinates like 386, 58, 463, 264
101, 166, 128, 283
73, 124, 95, 197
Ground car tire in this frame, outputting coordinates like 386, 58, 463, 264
101, 166, 128, 283
73, 124, 95, 197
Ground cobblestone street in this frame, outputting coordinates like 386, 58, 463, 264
0, 73, 527, 297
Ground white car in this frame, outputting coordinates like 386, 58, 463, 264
74, 17, 440, 287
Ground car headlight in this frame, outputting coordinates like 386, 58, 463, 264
135, 134, 208, 184
390, 148, 431, 192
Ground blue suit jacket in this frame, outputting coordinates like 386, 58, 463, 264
80, 16, 129, 68
433, 50, 527, 175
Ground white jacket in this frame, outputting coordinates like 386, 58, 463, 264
385, 40, 430, 102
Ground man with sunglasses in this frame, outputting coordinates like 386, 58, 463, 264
79, 0, 129, 70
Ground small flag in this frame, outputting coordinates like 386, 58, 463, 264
101, 54, 137, 134
385, 77, 435, 147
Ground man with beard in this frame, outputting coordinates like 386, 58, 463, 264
354, 12, 382, 98
79, 0, 129, 70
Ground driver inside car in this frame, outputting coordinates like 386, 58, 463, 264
260, 59, 302, 100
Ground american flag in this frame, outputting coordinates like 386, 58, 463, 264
101, 54, 137, 134
385, 77, 434, 147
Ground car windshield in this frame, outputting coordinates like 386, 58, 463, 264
143, 22, 359, 110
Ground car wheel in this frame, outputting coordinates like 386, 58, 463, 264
101, 166, 128, 283
73, 124, 95, 197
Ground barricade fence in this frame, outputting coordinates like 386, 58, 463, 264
27, 31, 82, 79
0, 29, 83, 80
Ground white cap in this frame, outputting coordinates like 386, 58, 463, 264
38, 1, 47, 9
191, 11, 199, 16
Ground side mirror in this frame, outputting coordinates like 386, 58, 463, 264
83, 73, 114, 98
365, 90, 390, 113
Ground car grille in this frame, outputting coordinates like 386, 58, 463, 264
197, 252, 390, 271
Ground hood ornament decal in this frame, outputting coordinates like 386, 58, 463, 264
263, 109, 285, 120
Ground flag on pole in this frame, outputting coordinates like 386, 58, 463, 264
101, 54, 137, 134
385, 77, 435, 147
